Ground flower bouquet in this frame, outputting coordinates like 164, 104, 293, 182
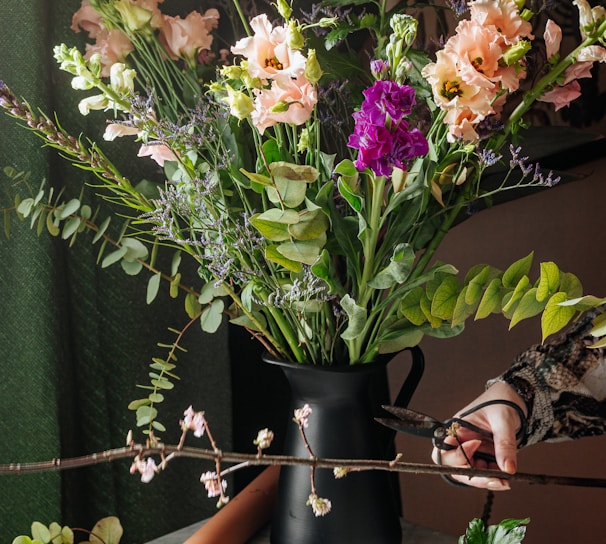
1, 0, 606, 541
6, 0, 601, 365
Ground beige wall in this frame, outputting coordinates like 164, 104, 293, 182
388, 146, 606, 542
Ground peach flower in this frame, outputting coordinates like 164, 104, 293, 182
544, 19, 562, 61
251, 76, 317, 134
103, 123, 141, 141
159, 9, 219, 64
445, 20, 503, 90
138, 143, 178, 166
469, 0, 533, 45
231, 14, 307, 83
85, 28, 134, 77
422, 49, 493, 119
71, 0, 104, 38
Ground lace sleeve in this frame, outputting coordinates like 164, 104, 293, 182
487, 309, 606, 446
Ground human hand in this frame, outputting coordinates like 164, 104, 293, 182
432, 381, 527, 490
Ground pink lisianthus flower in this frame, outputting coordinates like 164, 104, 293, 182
231, 14, 307, 83
71, 0, 104, 38
469, 0, 533, 45
159, 9, 219, 65
85, 28, 134, 77
250, 76, 317, 134
138, 143, 178, 166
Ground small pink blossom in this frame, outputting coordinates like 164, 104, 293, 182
71, 0, 105, 38
251, 76, 317, 134
538, 80, 582, 111
200, 471, 228, 500
159, 9, 219, 64
293, 404, 312, 428
307, 493, 332, 517
231, 14, 307, 83
544, 19, 562, 61
130, 455, 158, 483
180, 405, 206, 438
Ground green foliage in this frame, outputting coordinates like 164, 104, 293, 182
458, 517, 530, 544
12, 517, 121, 544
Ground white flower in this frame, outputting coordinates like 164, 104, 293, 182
253, 428, 275, 450
200, 470, 228, 498
181, 405, 207, 437
307, 493, 332, 517
129, 455, 158, 483
293, 404, 312, 428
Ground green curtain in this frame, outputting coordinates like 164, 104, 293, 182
0, 2, 235, 541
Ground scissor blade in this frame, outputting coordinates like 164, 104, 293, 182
376, 405, 441, 438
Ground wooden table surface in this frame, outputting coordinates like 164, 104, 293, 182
146, 518, 459, 544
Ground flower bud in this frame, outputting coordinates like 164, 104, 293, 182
114, 0, 153, 32
501, 39, 531, 66
390, 14, 417, 47
221, 87, 254, 120
276, 0, 293, 20
304, 49, 323, 84
287, 20, 305, 50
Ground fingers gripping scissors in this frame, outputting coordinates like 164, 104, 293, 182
376, 400, 528, 486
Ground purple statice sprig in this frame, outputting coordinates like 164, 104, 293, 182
347, 80, 428, 177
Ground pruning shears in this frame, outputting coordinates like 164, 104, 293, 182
376, 400, 528, 486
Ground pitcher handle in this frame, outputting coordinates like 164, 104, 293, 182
391, 346, 425, 409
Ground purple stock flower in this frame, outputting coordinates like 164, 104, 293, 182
348, 80, 428, 176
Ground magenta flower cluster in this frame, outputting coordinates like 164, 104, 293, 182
348, 80, 428, 176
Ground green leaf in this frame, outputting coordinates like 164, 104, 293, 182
58, 198, 81, 220
589, 312, 606, 338
465, 265, 495, 305
185, 293, 202, 319
536, 261, 560, 302
430, 275, 461, 320
61, 216, 81, 239
250, 212, 291, 241
31, 523, 51, 544
399, 287, 428, 326
136, 405, 158, 426
146, 272, 161, 304
265, 244, 302, 272
127, 398, 151, 410
148, 393, 165, 403
452, 286, 477, 328
368, 243, 415, 289
92, 216, 111, 243
89, 517, 123, 544
378, 327, 424, 354
198, 282, 228, 304
150, 378, 174, 390
502, 275, 530, 313
121, 260, 143, 276
277, 237, 324, 265
337, 177, 362, 212
541, 292, 576, 341
475, 278, 503, 320
200, 298, 224, 333
340, 294, 367, 341
502, 252, 533, 289
171, 251, 182, 276
559, 271, 583, 299
509, 288, 545, 329
101, 246, 127, 268
288, 208, 329, 241
229, 311, 267, 332
11, 537, 34, 544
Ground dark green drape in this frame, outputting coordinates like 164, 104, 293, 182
0, 2, 235, 541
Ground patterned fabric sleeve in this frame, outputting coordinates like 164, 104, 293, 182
487, 308, 606, 446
